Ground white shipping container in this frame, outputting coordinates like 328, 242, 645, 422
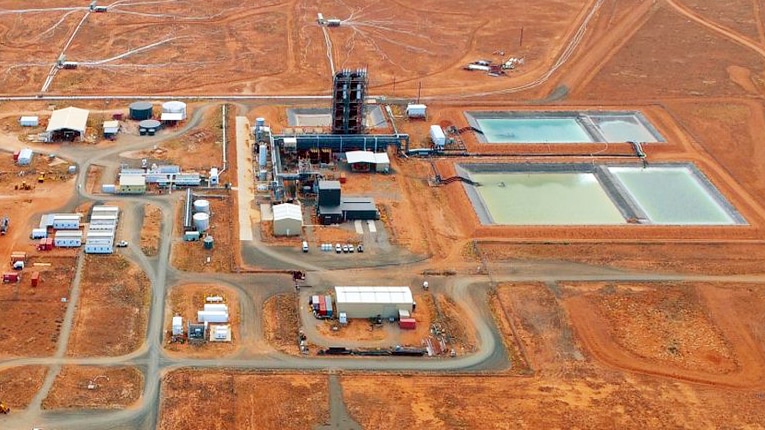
101, 184, 117, 194
429, 125, 446, 147
172, 316, 183, 335
19, 116, 39, 127
405, 104, 427, 118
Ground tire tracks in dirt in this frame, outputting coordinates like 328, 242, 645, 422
561, 0, 657, 97
665, 0, 765, 59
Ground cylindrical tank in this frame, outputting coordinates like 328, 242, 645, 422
129, 101, 153, 120
193, 212, 210, 231
139, 119, 161, 132
255, 117, 265, 128
193, 199, 210, 214
162, 101, 187, 120
203, 235, 214, 249
258, 144, 267, 168
258, 170, 267, 182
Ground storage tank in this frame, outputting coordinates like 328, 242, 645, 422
255, 117, 265, 128
129, 101, 153, 120
139, 119, 161, 132
193, 212, 210, 231
162, 101, 187, 120
193, 199, 210, 214
258, 170, 267, 181
258, 144, 267, 168
203, 235, 214, 249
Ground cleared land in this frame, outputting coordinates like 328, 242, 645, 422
263, 293, 301, 354
0, 255, 76, 357
0, 366, 47, 409
159, 371, 329, 430
139, 203, 162, 257
67, 254, 150, 356
42, 366, 143, 410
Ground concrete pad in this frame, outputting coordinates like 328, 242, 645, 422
354, 220, 363, 234
236, 116, 254, 241
367, 220, 377, 233
260, 203, 274, 222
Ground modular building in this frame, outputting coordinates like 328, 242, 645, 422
84, 241, 113, 254
52, 214, 81, 230
197, 310, 229, 323
90, 215, 118, 224
86, 230, 115, 240
345, 151, 390, 173
30, 228, 48, 239
19, 116, 39, 127
405, 104, 427, 118
103, 120, 119, 137
272, 203, 303, 236
17, 148, 33, 166
118, 175, 147, 194
334, 286, 414, 319
54, 230, 82, 247
318, 180, 341, 206
92, 206, 119, 217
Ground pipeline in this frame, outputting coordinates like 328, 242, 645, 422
218, 104, 228, 176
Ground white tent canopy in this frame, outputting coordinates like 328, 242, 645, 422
346, 151, 390, 165
47, 107, 89, 133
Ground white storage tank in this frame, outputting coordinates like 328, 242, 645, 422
161, 101, 187, 121
193, 212, 209, 231
193, 199, 210, 214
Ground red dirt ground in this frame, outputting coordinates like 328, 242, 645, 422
0, 366, 47, 410
159, 371, 329, 430
42, 366, 143, 410
66, 254, 150, 357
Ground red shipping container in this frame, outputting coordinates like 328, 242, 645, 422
399, 318, 416, 330
319, 299, 326, 316
3, 272, 19, 283
31, 272, 40, 287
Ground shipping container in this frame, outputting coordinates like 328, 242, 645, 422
318, 299, 326, 316
325, 296, 333, 317
399, 318, 416, 330
37, 238, 53, 251
31, 272, 40, 287
2, 272, 20, 283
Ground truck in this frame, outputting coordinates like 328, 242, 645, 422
10, 251, 27, 265
0, 216, 8, 235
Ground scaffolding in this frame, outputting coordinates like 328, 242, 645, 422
331, 69, 367, 134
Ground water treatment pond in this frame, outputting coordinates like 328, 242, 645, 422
460, 164, 743, 226
608, 166, 738, 225
465, 111, 664, 144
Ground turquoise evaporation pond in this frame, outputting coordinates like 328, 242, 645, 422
475, 118, 593, 143
470, 172, 626, 225
608, 166, 736, 225
591, 116, 659, 143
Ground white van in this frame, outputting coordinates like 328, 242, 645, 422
302, 241, 309, 252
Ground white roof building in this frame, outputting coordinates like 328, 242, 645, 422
103, 120, 119, 134
272, 203, 302, 236
345, 151, 390, 172
46, 107, 89, 140
334, 286, 414, 319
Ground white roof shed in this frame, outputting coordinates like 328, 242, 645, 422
47, 107, 89, 133
103, 120, 119, 134
272, 203, 303, 236
334, 286, 414, 319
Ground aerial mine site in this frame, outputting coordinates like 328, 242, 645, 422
2, 0, 765, 429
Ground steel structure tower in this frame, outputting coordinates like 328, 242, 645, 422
331, 69, 367, 134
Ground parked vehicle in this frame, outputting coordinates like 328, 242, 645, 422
302, 241, 309, 252
335, 243, 342, 253
347, 244, 354, 253
342, 245, 349, 253
357, 244, 364, 253
116, 240, 128, 248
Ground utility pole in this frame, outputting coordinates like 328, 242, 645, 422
416, 81, 422, 104
519, 27, 524, 47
